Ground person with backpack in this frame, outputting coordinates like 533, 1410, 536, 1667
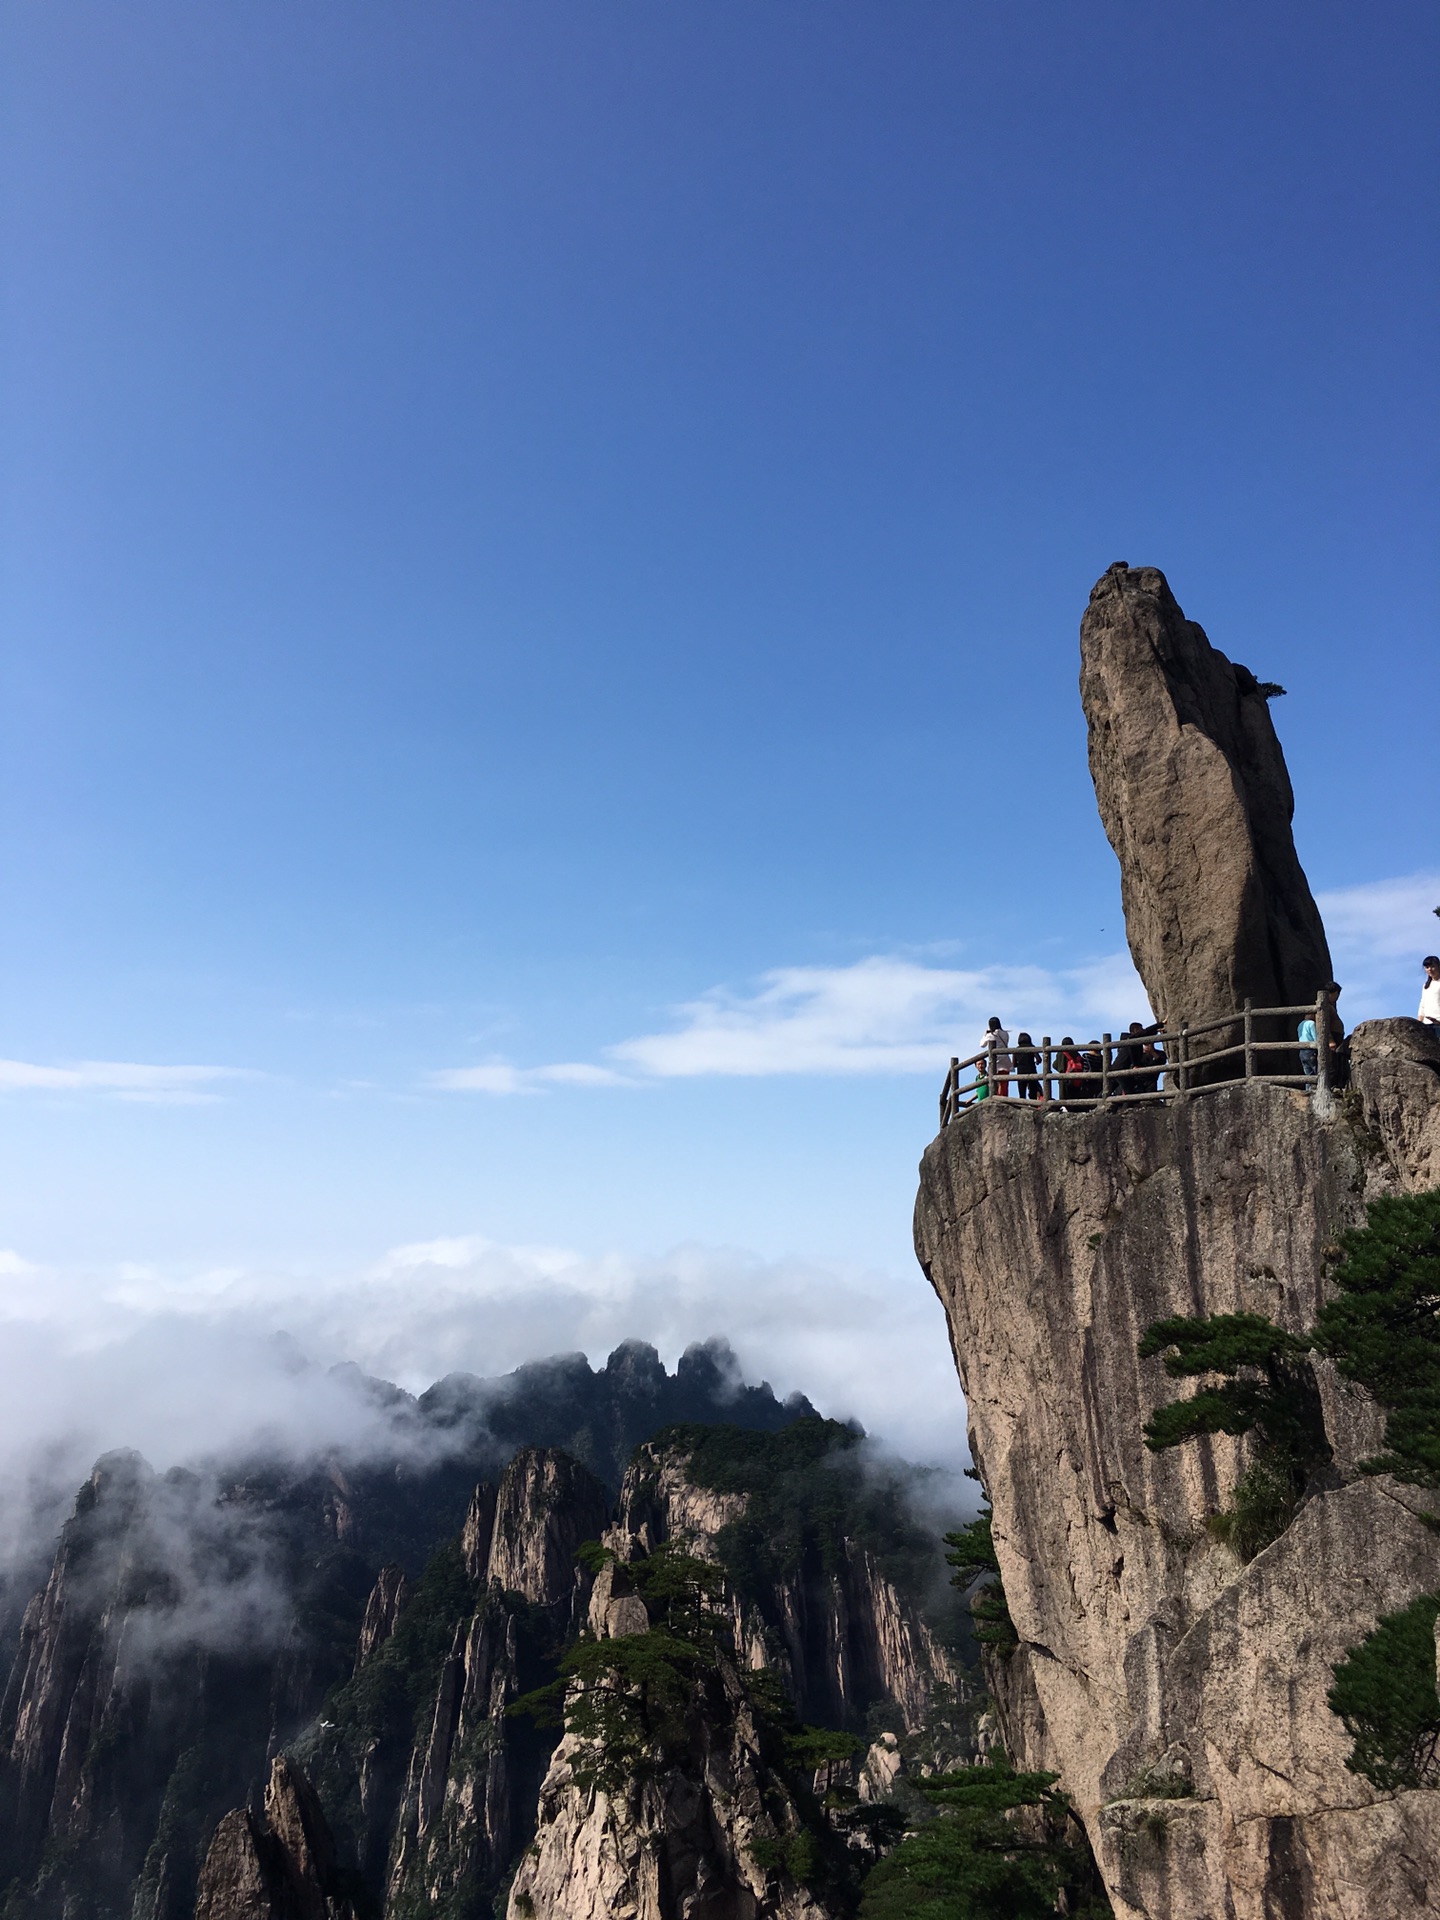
1056, 1037, 1085, 1107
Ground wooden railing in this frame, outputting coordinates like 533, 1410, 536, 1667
937, 995, 1334, 1130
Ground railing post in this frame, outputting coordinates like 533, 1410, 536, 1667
1313, 991, 1332, 1116
1177, 1022, 1189, 1095
1101, 1034, 1111, 1102
987, 1037, 997, 1100
1243, 998, 1254, 1080
1041, 1035, 1051, 1103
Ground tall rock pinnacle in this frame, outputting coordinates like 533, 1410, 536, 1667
1080, 563, 1332, 1030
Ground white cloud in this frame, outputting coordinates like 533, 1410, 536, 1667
427, 1061, 628, 1094
431, 950, 1148, 1092
0, 1059, 246, 1103
0, 1232, 969, 1577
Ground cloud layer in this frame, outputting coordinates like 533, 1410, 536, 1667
0, 1233, 967, 1575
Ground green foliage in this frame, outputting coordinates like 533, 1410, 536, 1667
1311, 1189, 1440, 1486
784, 1726, 865, 1770
944, 1511, 1016, 1652
331, 1540, 476, 1750
857, 1758, 1111, 1920
1203, 1454, 1308, 1564
749, 1828, 823, 1885
509, 1542, 726, 1797
1137, 1313, 1330, 1558
1327, 1593, 1440, 1791
1138, 1314, 1319, 1456
663, 1418, 950, 1631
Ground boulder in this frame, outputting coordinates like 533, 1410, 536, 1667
1079, 563, 1331, 1042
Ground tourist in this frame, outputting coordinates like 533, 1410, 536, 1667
1013, 1032, 1042, 1100
1113, 1021, 1146, 1094
1297, 1008, 1318, 1083
1056, 1037, 1084, 1107
1420, 956, 1440, 1026
1081, 1041, 1104, 1102
985, 1016, 1011, 1097
1322, 983, 1349, 1090
1137, 1023, 1165, 1096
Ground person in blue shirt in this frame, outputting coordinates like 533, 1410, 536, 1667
1297, 1011, 1318, 1083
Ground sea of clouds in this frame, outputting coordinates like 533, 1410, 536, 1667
0, 1235, 969, 1586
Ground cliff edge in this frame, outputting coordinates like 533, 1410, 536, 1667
917, 566, 1440, 1919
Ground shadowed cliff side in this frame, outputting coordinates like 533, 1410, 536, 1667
1080, 562, 1332, 1035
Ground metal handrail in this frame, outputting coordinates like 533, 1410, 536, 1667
938, 994, 1335, 1129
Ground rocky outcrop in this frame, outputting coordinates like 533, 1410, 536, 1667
355, 1565, 409, 1668
914, 1018, 1440, 1919
607, 1435, 964, 1736
1079, 563, 1332, 1037
507, 1651, 835, 1920
484, 1447, 607, 1623
193, 1755, 360, 1920
0, 1349, 963, 1917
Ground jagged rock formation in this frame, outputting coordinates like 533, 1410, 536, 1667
483, 1447, 607, 1629
506, 1427, 976, 1920
423, 1337, 817, 1490
0, 1340, 831, 1920
39, 1413, 971, 1920
608, 1430, 966, 1736
509, 1652, 835, 1920
193, 1756, 360, 1919
355, 1566, 409, 1668
289, 1445, 609, 1918
1080, 562, 1332, 1036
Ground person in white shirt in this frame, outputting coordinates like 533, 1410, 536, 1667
984, 1016, 1011, 1097
1420, 956, 1440, 1025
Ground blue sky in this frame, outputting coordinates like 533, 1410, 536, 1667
1, 2, 1436, 1468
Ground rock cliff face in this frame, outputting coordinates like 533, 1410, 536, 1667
918, 566, 1440, 1916
916, 1007, 1440, 1908
1080, 562, 1332, 1035
609, 1434, 965, 1737
509, 1652, 836, 1920
193, 1756, 361, 1920
503, 1431, 969, 1920
35, 1415, 966, 1920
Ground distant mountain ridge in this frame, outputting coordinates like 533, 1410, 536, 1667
0, 1339, 937, 1920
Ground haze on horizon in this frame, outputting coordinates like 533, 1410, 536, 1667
1, 2, 1435, 1484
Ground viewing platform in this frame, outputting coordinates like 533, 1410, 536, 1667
937, 993, 1337, 1130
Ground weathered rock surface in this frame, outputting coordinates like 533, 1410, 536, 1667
193, 1755, 360, 1920
0, 1343, 849, 1919
507, 1651, 834, 1920
1080, 563, 1332, 1036
499, 1433, 974, 1920
915, 1018, 1440, 1919
355, 1564, 409, 1668
608, 1435, 965, 1735
484, 1446, 607, 1624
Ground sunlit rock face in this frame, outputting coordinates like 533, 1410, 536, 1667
919, 570, 1440, 1917
916, 1010, 1440, 1914
1080, 562, 1332, 1038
